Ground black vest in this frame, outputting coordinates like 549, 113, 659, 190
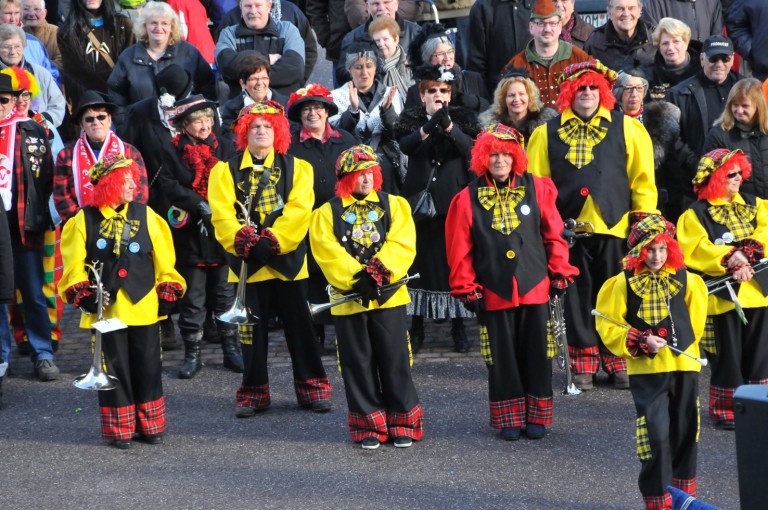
83, 203, 155, 304
625, 269, 695, 355
469, 173, 548, 300
547, 111, 630, 228
329, 192, 398, 304
690, 194, 768, 298
226, 151, 307, 279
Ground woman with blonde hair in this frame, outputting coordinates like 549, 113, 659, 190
704, 78, 768, 198
369, 17, 412, 100
648, 17, 702, 99
478, 68, 556, 142
107, 1, 215, 109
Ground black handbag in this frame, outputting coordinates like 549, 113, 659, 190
408, 165, 437, 223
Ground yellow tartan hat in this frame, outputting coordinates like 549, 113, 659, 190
692, 148, 744, 189
89, 154, 134, 183
336, 145, 379, 179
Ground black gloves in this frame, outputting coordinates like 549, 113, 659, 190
461, 290, 484, 314
158, 299, 176, 317
352, 270, 380, 304
437, 106, 451, 129
422, 113, 441, 135
77, 293, 99, 314
248, 236, 277, 265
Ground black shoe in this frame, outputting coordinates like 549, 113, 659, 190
179, 331, 203, 379
451, 318, 470, 353
235, 405, 256, 418
138, 433, 163, 445
220, 327, 244, 373
310, 399, 332, 413
110, 439, 132, 450
714, 419, 735, 430
409, 316, 425, 354
500, 427, 521, 441
361, 436, 380, 450
394, 436, 413, 448
525, 424, 546, 439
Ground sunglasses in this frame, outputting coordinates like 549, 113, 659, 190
0, 96, 11, 104
83, 114, 109, 123
726, 171, 742, 179
708, 55, 732, 64
426, 87, 450, 94
577, 84, 599, 92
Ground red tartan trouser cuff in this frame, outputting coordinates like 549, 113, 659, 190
347, 403, 424, 443
709, 384, 735, 422
643, 493, 672, 510
236, 384, 271, 410
295, 377, 332, 406
569, 345, 599, 375
100, 396, 166, 440
672, 477, 696, 498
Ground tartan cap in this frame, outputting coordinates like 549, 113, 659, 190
558, 59, 618, 85
89, 154, 134, 184
692, 148, 743, 189
626, 215, 676, 259
336, 145, 379, 179
237, 99, 286, 120
484, 123, 524, 144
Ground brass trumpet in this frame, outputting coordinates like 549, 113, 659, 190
217, 193, 259, 325
549, 293, 581, 396
73, 261, 120, 391
308, 273, 420, 320
562, 219, 594, 247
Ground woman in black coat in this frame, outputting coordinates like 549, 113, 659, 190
395, 64, 479, 354
157, 95, 242, 380
703, 78, 768, 198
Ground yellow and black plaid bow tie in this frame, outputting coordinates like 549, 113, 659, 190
99, 214, 140, 256
244, 166, 284, 217
341, 201, 385, 249
708, 202, 757, 242
557, 117, 608, 169
477, 186, 525, 235
628, 271, 682, 325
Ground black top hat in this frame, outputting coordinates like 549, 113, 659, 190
169, 94, 218, 123
71, 90, 117, 124
156, 64, 193, 106
0, 73, 18, 94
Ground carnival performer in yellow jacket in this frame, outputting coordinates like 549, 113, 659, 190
596, 215, 707, 510
677, 148, 768, 430
59, 154, 186, 449
309, 145, 422, 450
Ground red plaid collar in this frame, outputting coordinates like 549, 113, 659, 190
299, 123, 341, 143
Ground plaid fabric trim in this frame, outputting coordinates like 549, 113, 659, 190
557, 117, 608, 169
340, 202, 385, 249
708, 203, 756, 243
546, 319, 556, 359
709, 384, 735, 422
236, 383, 271, 410
348, 409, 388, 442
489, 397, 526, 429
294, 376, 332, 406
234, 225, 258, 257
526, 395, 553, 425
100, 404, 136, 440
643, 493, 672, 510
746, 378, 768, 385
672, 477, 696, 498
636, 415, 651, 461
157, 281, 184, 302
696, 396, 701, 442
693, 148, 742, 187
336, 145, 379, 178
570, 345, 599, 374
477, 185, 525, 235
241, 165, 283, 215
480, 324, 492, 365
628, 271, 682, 325
701, 317, 716, 353
388, 403, 425, 440
600, 345, 627, 374
136, 396, 167, 436
738, 238, 764, 264
238, 324, 254, 345
99, 215, 140, 256
64, 281, 90, 304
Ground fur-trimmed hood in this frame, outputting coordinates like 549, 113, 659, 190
395, 104, 480, 140
477, 106, 558, 141
641, 101, 681, 171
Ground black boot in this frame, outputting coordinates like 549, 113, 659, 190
160, 317, 179, 351
203, 311, 222, 344
179, 330, 204, 379
220, 326, 244, 373
452, 318, 470, 353
409, 315, 425, 354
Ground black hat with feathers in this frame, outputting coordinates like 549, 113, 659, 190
407, 22, 452, 68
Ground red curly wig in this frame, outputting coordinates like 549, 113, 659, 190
233, 111, 291, 154
470, 131, 528, 177
335, 165, 383, 197
624, 233, 686, 273
696, 151, 753, 201
86, 164, 141, 208
555, 71, 616, 114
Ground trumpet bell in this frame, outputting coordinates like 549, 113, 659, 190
216, 300, 259, 325
73, 367, 120, 391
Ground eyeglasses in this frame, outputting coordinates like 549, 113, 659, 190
0, 96, 11, 104
623, 85, 646, 95
577, 84, 599, 92
22, 7, 44, 13
726, 171, 742, 179
246, 76, 269, 83
708, 55, 732, 64
531, 19, 561, 29
83, 114, 109, 123
432, 48, 455, 60
16, 91, 30, 101
426, 87, 450, 94
0, 44, 22, 53
301, 104, 325, 113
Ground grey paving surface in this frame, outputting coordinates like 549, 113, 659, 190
0, 306, 740, 510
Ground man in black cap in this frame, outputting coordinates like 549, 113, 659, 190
0, 72, 57, 381
666, 34, 742, 209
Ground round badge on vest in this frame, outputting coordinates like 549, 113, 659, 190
721, 232, 734, 244
129, 242, 140, 253
520, 204, 530, 216
96, 238, 107, 250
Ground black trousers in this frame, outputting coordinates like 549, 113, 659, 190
334, 307, 419, 416
240, 279, 327, 388
711, 307, 768, 388
630, 371, 698, 500
176, 264, 234, 333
